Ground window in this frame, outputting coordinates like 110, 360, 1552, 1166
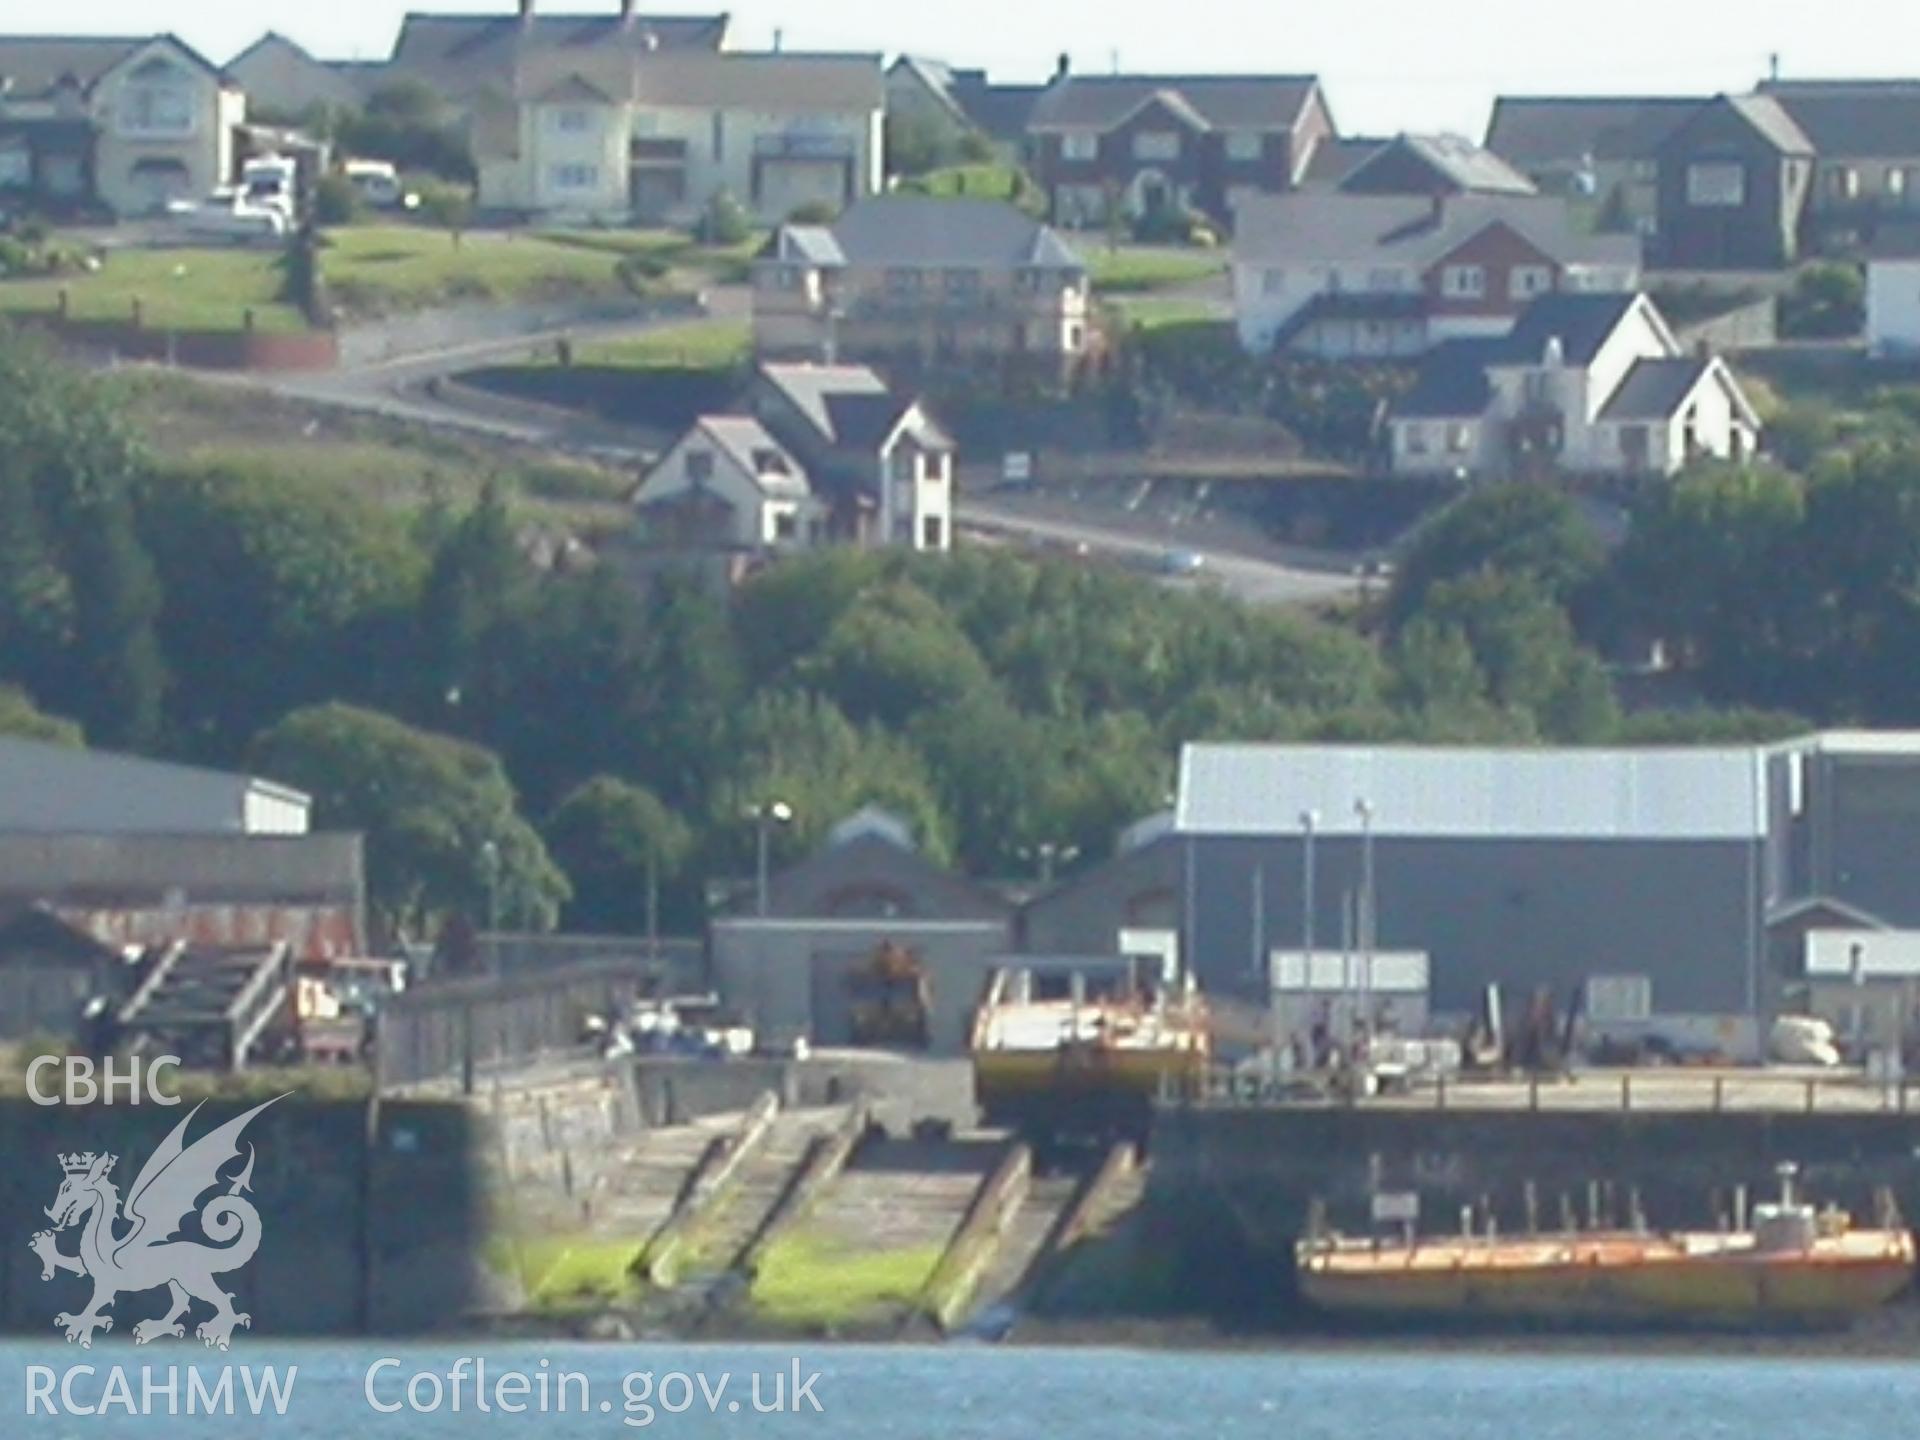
890, 448, 918, 482
1446, 423, 1472, 454
1406, 423, 1430, 456
1133, 131, 1180, 161
1891, 167, 1908, 199
1061, 133, 1098, 162
886, 268, 922, 295
773, 511, 798, 541
553, 108, 592, 133
1065, 322, 1084, 353
1226, 131, 1263, 162
1686, 161, 1745, 207
925, 452, 950, 482
1510, 265, 1552, 299
549, 164, 599, 191
944, 268, 980, 295
922, 515, 944, 548
0, 144, 28, 189
1441, 265, 1486, 298
1262, 267, 1286, 296
119, 79, 193, 137
1620, 424, 1651, 468
1826, 165, 1859, 201
685, 449, 714, 484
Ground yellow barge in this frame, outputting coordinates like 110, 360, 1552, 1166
1297, 1167, 1915, 1326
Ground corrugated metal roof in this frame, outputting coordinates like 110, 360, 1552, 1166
0, 737, 309, 836
1176, 743, 1768, 840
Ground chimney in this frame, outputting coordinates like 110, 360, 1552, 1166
1054, 52, 1070, 81
773, 27, 784, 52
519, 0, 534, 23
619, 0, 635, 23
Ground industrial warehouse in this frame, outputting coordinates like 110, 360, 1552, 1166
1174, 732, 1920, 1059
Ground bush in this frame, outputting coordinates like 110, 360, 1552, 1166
312, 173, 362, 227
614, 250, 673, 295
1131, 201, 1209, 246
1778, 262, 1864, 339
698, 189, 750, 246
414, 180, 473, 235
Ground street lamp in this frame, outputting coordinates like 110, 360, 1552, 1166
749, 800, 795, 917
1018, 840, 1081, 885
1354, 798, 1376, 1040
478, 839, 501, 976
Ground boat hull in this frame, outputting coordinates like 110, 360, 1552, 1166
1297, 1233, 1916, 1326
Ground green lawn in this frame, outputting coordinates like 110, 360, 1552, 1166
322, 224, 645, 313
1088, 245, 1229, 294
748, 1234, 944, 1328
1104, 296, 1230, 333
0, 244, 305, 333
915, 163, 1027, 203
573, 317, 752, 370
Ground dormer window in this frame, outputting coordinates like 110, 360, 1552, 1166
553, 108, 592, 134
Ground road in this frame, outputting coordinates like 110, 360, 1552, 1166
219, 292, 1360, 607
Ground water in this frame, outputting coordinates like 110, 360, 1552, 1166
5, 1340, 1919, 1438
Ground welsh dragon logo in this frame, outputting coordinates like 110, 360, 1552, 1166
28, 1096, 283, 1350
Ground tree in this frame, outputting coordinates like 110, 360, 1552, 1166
312, 172, 362, 227
0, 685, 82, 746
411, 482, 535, 733
250, 704, 568, 939
796, 581, 999, 728
882, 112, 953, 178
698, 189, 750, 246
545, 777, 693, 938
414, 182, 473, 244
0, 330, 165, 746
1778, 262, 1865, 340
135, 460, 426, 758
1388, 484, 1604, 629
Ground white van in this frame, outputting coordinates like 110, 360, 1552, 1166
343, 159, 403, 210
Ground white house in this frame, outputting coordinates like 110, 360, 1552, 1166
1231, 191, 1640, 358
1388, 292, 1761, 480
474, 49, 884, 223
631, 415, 828, 553
0, 34, 246, 217
1867, 231, 1920, 359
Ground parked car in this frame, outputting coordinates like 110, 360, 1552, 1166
1159, 549, 1206, 576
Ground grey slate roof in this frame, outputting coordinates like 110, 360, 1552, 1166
0, 34, 222, 99
0, 736, 308, 836
690, 415, 810, 498
1483, 96, 1704, 169
1868, 220, 1920, 261
797, 197, 1085, 270
1344, 133, 1538, 195
758, 361, 890, 438
1722, 93, 1816, 156
511, 50, 883, 110
1027, 73, 1320, 132
1301, 135, 1388, 186
950, 75, 1045, 144
1234, 192, 1639, 271
1176, 742, 1771, 841
1758, 80, 1920, 159
390, 10, 727, 70
1502, 291, 1643, 365
1598, 356, 1713, 420
1395, 338, 1503, 418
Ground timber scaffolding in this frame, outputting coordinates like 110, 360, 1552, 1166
1174, 1065, 1920, 1115
115, 941, 293, 1069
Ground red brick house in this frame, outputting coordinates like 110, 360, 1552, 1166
1024, 65, 1335, 228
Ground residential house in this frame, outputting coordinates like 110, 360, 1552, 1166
225, 32, 378, 118
1483, 96, 1702, 231
1866, 224, 1920, 358
1387, 291, 1760, 480
748, 361, 957, 551
1336, 133, 1536, 197
752, 197, 1092, 378
631, 415, 828, 556
1653, 93, 1814, 270
0, 34, 245, 217
884, 57, 1042, 162
384, 1, 727, 105
473, 48, 884, 222
1232, 191, 1640, 357
1024, 67, 1336, 225
1758, 79, 1920, 247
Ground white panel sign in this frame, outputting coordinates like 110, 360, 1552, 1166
1585, 974, 1653, 1024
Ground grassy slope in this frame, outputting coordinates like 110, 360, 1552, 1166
748, 1233, 944, 1329
1088, 246, 1229, 294
0, 245, 306, 333
106, 370, 632, 529
572, 317, 752, 370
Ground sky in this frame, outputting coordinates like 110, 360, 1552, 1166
16, 0, 1918, 135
